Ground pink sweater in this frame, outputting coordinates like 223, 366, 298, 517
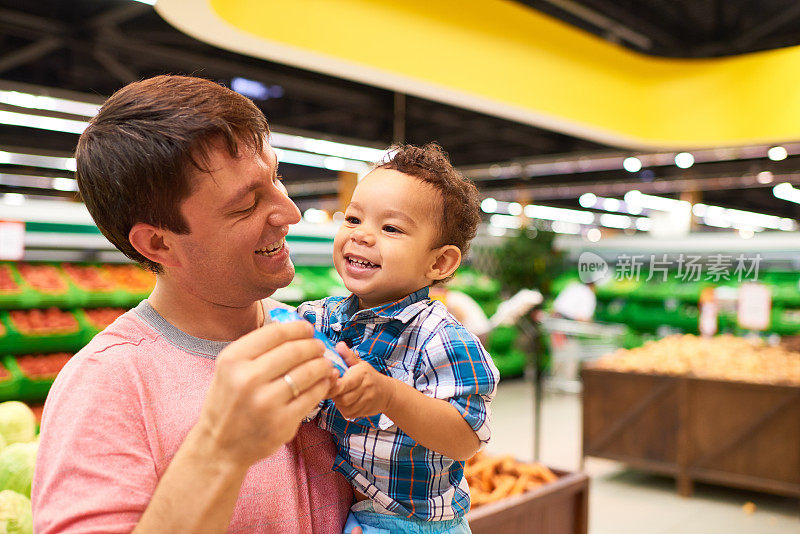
32, 300, 352, 533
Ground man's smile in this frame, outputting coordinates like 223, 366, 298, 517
255, 237, 285, 256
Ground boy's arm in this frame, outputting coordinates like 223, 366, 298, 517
330, 328, 497, 461
384, 379, 480, 460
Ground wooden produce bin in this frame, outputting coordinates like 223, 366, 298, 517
582, 367, 800, 498
467, 469, 589, 534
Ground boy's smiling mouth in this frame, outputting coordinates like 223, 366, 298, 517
344, 253, 380, 270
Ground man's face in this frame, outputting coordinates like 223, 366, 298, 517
333, 168, 441, 309
166, 142, 301, 307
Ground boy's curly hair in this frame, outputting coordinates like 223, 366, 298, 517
378, 142, 481, 282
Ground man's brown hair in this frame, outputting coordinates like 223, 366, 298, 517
75, 75, 270, 272
378, 142, 481, 282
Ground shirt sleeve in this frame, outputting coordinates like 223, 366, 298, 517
32, 347, 158, 534
414, 323, 500, 444
296, 301, 319, 327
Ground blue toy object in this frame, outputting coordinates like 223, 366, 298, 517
268, 308, 349, 376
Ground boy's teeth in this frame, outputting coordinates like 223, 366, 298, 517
255, 238, 285, 256
348, 257, 377, 267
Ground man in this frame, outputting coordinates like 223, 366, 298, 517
32, 75, 354, 533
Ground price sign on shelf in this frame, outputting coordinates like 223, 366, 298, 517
0, 220, 25, 260
737, 282, 772, 331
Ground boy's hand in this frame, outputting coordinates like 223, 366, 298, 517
329, 342, 397, 419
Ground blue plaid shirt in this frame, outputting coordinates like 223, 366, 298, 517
298, 287, 499, 521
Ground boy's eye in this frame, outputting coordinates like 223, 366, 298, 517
345, 216, 360, 224
383, 225, 400, 233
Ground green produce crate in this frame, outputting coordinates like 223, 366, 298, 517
624, 300, 700, 333
77, 308, 126, 345
4, 355, 54, 401
594, 277, 642, 300
635, 279, 677, 301
62, 264, 119, 308
0, 358, 21, 402
595, 299, 628, 324
17, 263, 84, 309
718, 310, 738, 333
75, 287, 132, 308
764, 272, 800, 306
0, 263, 76, 309
0, 310, 86, 354
770, 308, 800, 335
0, 263, 28, 309
621, 329, 657, 350
66, 264, 153, 309
670, 280, 706, 303
668, 304, 700, 333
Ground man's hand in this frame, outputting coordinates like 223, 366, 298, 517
329, 342, 397, 420
197, 320, 336, 470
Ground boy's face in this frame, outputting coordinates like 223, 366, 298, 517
334, 168, 442, 309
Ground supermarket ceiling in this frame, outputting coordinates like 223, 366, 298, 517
1, 0, 800, 221
518, 0, 800, 58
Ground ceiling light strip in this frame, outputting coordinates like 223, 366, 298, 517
0, 88, 387, 164
0, 90, 101, 118
0, 150, 77, 171
483, 172, 800, 203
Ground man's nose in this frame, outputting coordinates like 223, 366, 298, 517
267, 194, 301, 227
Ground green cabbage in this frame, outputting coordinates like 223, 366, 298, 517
0, 403, 35, 446
0, 443, 37, 498
0, 490, 32, 534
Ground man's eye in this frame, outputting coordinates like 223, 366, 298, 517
239, 202, 257, 214
345, 216, 360, 224
274, 173, 283, 182
383, 225, 400, 233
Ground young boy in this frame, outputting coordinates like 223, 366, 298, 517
298, 143, 499, 533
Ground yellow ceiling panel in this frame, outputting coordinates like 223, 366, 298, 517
157, 0, 800, 149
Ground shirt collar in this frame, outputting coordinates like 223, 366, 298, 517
331, 287, 431, 326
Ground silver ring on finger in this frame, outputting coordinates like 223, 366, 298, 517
283, 373, 300, 399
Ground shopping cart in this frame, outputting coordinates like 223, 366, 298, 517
539, 316, 627, 393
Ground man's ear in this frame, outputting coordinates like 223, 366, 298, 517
426, 245, 462, 282
129, 223, 181, 268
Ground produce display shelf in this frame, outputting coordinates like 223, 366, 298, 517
582, 367, 800, 498
0, 361, 21, 402
4, 355, 55, 402
0, 262, 152, 310
0, 309, 86, 355
467, 468, 589, 534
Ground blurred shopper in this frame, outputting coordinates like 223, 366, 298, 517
32, 76, 353, 533
552, 281, 596, 321
430, 287, 492, 342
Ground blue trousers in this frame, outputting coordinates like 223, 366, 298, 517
343, 501, 471, 534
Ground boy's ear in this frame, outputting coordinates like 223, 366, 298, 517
426, 245, 462, 282
129, 223, 181, 269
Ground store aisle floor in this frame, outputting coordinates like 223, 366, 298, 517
485, 378, 800, 534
